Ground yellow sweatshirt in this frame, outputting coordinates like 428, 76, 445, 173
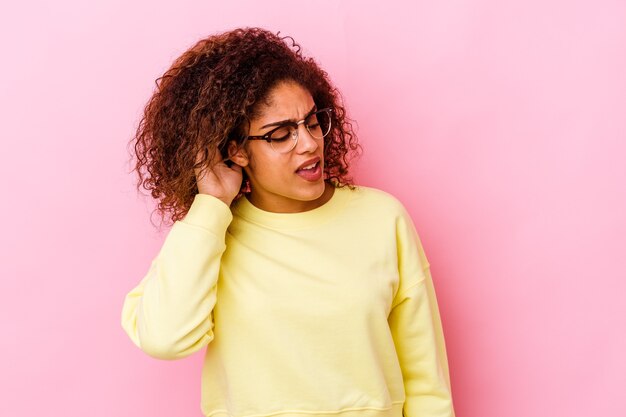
121, 184, 455, 417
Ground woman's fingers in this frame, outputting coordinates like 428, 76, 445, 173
194, 148, 222, 180
192, 146, 243, 204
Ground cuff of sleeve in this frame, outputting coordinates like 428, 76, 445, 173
182, 193, 233, 232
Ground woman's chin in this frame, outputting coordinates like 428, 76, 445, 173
301, 179, 328, 199
308, 180, 333, 203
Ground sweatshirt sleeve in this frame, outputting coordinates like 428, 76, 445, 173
121, 193, 233, 360
388, 206, 455, 417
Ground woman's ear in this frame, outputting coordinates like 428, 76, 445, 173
227, 140, 249, 167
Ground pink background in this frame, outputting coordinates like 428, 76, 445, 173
1, 1, 625, 416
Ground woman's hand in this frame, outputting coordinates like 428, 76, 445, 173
194, 148, 243, 207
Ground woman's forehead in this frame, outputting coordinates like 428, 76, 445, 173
254, 81, 315, 123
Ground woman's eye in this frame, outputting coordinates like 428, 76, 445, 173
269, 126, 291, 141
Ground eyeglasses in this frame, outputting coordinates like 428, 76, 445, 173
245, 108, 333, 154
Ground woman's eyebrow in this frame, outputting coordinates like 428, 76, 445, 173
260, 105, 317, 129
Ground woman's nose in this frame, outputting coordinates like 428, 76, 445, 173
295, 124, 319, 153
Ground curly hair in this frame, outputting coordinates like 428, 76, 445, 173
128, 27, 362, 228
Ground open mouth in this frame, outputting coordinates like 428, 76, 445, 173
295, 160, 322, 181
296, 160, 320, 173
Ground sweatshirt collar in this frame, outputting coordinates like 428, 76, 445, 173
231, 184, 354, 230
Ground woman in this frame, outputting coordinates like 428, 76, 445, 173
121, 27, 455, 417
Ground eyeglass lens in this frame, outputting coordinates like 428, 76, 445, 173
269, 109, 332, 153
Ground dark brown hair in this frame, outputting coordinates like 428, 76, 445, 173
128, 27, 361, 228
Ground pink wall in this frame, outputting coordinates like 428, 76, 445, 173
1, 1, 625, 416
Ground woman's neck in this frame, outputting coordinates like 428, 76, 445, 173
247, 181, 335, 213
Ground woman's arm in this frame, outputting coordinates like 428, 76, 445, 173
121, 194, 233, 360
388, 206, 455, 417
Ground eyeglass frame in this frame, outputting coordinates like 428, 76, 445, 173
243, 107, 333, 153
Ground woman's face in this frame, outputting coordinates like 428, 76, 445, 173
229, 80, 333, 213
